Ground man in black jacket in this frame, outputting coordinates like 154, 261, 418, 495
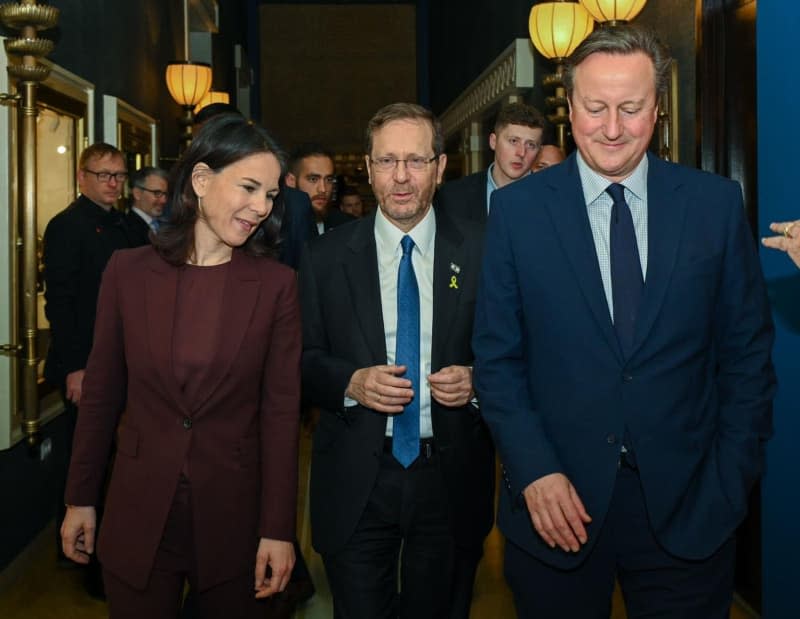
44, 142, 133, 597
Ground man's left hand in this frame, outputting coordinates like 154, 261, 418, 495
428, 365, 474, 407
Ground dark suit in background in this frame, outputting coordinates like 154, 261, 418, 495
278, 185, 314, 269
311, 206, 356, 237
124, 209, 153, 247
436, 170, 488, 223
299, 209, 494, 618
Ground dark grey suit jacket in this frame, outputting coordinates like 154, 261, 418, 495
299, 209, 495, 556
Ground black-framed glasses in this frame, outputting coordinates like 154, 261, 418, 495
370, 156, 438, 172
136, 186, 168, 199
83, 169, 129, 183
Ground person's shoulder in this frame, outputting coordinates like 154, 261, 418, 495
308, 213, 368, 256
439, 170, 486, 195
651, 156, 738, 190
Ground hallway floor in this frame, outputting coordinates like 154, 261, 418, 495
0, 429, 758, 618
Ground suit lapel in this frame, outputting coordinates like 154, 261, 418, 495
546, 157, 622, 361
191, 251, 261, 411
343, 216, 387, 364
431, 211, 464, 370
630, 156, 687, 356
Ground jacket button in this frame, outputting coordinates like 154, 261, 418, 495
606, 433, 617, 444
182, 417, 192, 430
622, 373, 633, 382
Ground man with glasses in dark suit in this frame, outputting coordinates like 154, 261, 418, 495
126, 166, 168, 246
44, 142, 134, 599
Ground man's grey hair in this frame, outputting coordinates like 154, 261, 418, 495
563, 24, 672, 101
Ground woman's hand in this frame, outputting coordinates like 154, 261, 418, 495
254, 538, 295, 599
60, 505, 97, 564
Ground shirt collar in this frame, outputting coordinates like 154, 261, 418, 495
486, 163, 499, 194
374, 203, 436, 258
132, 206, 154, 224
576, 151, 649, 205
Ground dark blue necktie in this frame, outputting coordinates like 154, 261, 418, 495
150, 218, 160, 232
392, 235, 420, 467
607, 183, 643, 358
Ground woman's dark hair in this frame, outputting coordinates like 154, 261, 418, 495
155, 114, 287, 265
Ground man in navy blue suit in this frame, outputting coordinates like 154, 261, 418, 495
473, 25, 775, 618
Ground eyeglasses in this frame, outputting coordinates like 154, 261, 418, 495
370, 156, 438, 172
83, 169, 129, 183
136, 186, 168, 199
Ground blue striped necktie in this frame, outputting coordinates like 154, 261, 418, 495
392, 235, 420, 467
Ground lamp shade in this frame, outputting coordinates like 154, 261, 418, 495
529, 2, 595, 60
194, 90, 231, 114
578, 0, 647, 23
165, 61, 212, 107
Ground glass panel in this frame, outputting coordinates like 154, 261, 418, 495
35, 102, 81, 389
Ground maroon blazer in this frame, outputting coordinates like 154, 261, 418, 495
65, 246, 301, 591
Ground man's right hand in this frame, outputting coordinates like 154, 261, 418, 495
522, 472, 592, 552
65, 369, 85, 405
346, 365, 414, 414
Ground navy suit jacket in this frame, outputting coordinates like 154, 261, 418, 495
473, 153, 775, 568
436, 170, 488, 223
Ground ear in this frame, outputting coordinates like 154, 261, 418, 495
131, 186, 142, 201
364, 155, 372, 185
285, 172, 297, 188
435, 154, 447, 186
191, 162, 212, 198
489, 132, 497, 152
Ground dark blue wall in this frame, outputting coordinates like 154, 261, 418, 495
757, 5, 800, 618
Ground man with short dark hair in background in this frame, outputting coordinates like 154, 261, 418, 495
437, 102, 544, 222
473, 25, 775, 618
126, 166, 168, 246
44, 142, 133, 598
339, 185, 365, 218
286, 143, 354, 235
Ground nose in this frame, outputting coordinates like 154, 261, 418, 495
393, 160, 409, 182
515, 142, 526, 158
253, 195, 273, 218
604, 111, 623, 140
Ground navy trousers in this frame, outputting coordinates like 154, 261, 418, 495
505, 463, 736, 619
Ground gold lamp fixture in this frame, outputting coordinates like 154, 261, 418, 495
578, 0, 647, 25
165, 0, 212, 149
194, 89, 230, 115
528, 1, 594, 151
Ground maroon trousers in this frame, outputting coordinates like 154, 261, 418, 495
103, 477, 266, 619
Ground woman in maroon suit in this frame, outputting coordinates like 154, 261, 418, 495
60, 114, 301, 618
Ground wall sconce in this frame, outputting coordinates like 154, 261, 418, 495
165, 0, 212, 150
529, 1, 594, 152
578, 0, 647, 25
194, 90, 230, 115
